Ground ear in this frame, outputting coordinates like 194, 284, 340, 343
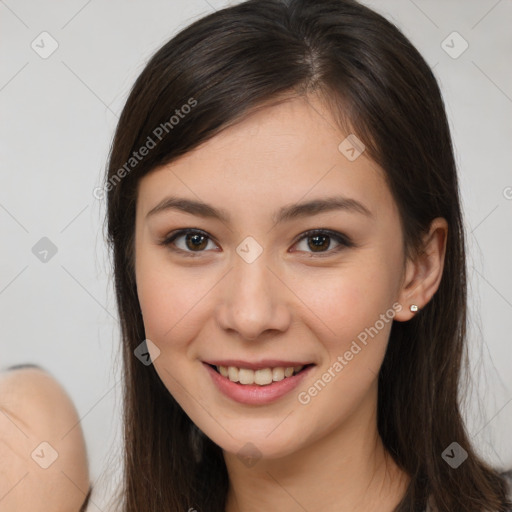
394, 217, 448, 322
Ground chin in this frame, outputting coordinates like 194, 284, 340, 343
204, 423, 306, 462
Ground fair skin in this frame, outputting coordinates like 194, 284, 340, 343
134, 93, 447, 512
0, 367, 90, 511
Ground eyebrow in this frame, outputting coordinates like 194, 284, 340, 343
146, 195, 373, 224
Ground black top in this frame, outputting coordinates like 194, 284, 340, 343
424, 471, 512, 511
79, 486, 92, 512
503, 470, 512, 510
6, 364, 512, 512
77, 473, 512, 511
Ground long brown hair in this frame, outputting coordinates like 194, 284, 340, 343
103, 0, 512, 510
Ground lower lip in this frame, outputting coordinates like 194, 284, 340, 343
203, 363, 314, 405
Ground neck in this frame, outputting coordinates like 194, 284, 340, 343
223, 382, 410, 512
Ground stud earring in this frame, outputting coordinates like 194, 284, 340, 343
410, 304, 419, 313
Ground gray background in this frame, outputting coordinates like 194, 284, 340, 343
1, 0, 511, 509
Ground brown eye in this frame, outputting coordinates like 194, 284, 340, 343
160, 229, 217, 255
184, 232, 209, 251
293, 229, 354, 256
307, 233, 330, 252
160, 228, 354, 258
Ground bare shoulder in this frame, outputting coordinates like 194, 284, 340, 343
0, 365, 90, 512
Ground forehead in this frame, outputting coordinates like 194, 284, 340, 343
136, 95, 394, 222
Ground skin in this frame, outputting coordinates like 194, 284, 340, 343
0, 367, 90, 511
134, 93, 448, 512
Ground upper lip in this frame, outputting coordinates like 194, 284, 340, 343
204, 360, 314, 370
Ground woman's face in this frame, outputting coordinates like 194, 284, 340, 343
134, 94, 413, 460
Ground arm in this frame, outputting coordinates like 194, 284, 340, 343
0, 365, 91, 511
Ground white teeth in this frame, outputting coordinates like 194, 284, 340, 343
227, 366, 239, 382
254, 368, 273, 385
238, 368, 254, 385
216, 365, 305, 386
272, 367, 285, 382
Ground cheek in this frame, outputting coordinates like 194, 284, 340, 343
292, 260, 396, 343
292, 265, 396, 419
135, 259, 204, 402
135, 250, 203, 346
136, 251, 231, 363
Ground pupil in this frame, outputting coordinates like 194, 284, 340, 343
186, 233, 207, 251
184, 233, 330, 252
309, 234, 329, 252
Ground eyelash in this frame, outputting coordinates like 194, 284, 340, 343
158, 228, 355, 258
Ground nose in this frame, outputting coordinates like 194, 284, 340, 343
214, 252, 292, 341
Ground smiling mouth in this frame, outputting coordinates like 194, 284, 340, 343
207, 363, 314, 386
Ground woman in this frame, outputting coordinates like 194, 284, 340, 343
102, 0, 512, 510
0, 364, 91, 511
